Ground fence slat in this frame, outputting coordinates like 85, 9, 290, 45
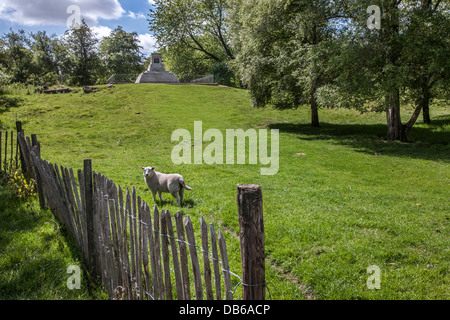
33, 157, 58, 220
31, 135, 45, 209
184, 215, 203, 300
62, 166, 82, 249
84, 159, 98, 280
131, 187, 142, 300
165, 210, 183, 300
175, 211, 191, 300
101, 174, 114, 297
125, 188, 137, 299
143, 203, 157, 300
54, 164, 75, 233
77, 169, 89, 262
140, 201, 152, 300
108, 181, 123, 296
3, 130, 7, 173
70, 168, 81, 213
210, 223, 222, 300
201, 217, 213, 300
160, 210, 173, 300
9, 131, 13, 173
136, 194, 143, 299
153, 205, 165, 300
45, 162, 68, 225
218, 229, 233, 300
70, 168, 84, 253
119, 186, 132, 299
106, 178, 121, 297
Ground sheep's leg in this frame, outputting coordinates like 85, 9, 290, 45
158, 191, 163, 203
171, 191, 181, 206
179, 188, 184, 205
151, 190, 157, 203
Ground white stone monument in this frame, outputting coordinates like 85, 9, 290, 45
135, 53, 179, 83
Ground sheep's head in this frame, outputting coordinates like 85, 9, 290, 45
140, 166, 155, 178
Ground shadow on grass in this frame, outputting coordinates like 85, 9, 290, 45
0, 96, 23, 115
269, 116, 450, 162
0, 182, 87, 299
155, 197, 196, 208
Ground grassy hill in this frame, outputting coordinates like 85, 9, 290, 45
1, 83, 449, 299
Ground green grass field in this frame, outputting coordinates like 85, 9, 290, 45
1, 84, 449, 299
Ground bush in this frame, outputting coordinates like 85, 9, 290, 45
209, 62, 238, 87
7, 170, 36, 200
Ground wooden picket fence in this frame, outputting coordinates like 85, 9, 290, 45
15, 122, 266, 300
0, 129, 20, 177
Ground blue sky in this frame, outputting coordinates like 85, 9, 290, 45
0, 0, 158, 55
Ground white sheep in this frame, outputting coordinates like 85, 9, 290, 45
140, 166, 193, 206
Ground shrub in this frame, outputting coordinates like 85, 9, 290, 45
7, 170, 37, 200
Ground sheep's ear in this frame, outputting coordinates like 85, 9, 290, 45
151, 167, 155, 171
140, 166, 145, 170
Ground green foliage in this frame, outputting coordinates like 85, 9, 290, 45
229, 0, 449, 137
209, 62, 236, 86
228, 0, 348, 126
63, 20, 100, 86
149, 0, 237, 84
98, 26, 144, 76
0, 182, 102, 299
7, 170, 37, 200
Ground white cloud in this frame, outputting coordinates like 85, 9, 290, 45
138, 33, 158, 56
127, 11, 146, 20
0, 0, 125, 26
92, 26, 112, 40
147, 0, 156, 6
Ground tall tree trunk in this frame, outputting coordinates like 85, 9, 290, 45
385, 88, 404, 141
421, 85, 431, 124
422, 102, 430, 124
386, 88, 424, 142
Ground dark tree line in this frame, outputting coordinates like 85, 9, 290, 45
0, 21, 144, 87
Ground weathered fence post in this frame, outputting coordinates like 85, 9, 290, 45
84, 159, 98, 280
15, 121, 26, 175
237, 184, 265, 300
31, 134, 46, 209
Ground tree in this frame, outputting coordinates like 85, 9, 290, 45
63, 20, 99, 86
30, 31, 61, 85
99, 26, 144, 77
229, 0, 347, 127
334, 0, 449, 141
148, 0, 235, 82
1, 29, 34, 84
400, 1, 450, 124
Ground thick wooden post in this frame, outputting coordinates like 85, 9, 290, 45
84, 159, 97, 279
237, 184, 265, 300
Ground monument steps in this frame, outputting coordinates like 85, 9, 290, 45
135, 52, 179, 84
